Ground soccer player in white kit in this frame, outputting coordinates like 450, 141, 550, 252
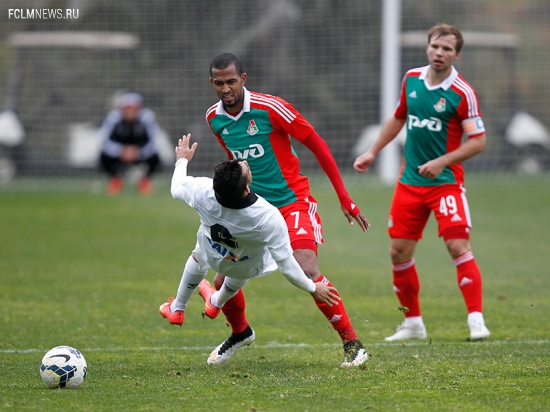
159, 134, 342, 365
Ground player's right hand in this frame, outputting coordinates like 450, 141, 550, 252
312, 283, 341, 306
353, 152, 376, 173
175, 133, 198, 161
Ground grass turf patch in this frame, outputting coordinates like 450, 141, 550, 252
0, 173, 549, 410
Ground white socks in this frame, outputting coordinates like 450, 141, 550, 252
467, 311, 485, 326
171, 255, 208, 312
404, 316, 425, 329
210, 277, 248, 308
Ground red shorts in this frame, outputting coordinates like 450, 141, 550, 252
279, 195, 324, 252
388, 182, 472, 241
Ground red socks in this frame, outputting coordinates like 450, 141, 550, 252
392, 259, 421, 317
214, 276, 249, 334
454, 252, 483, 313
313, 275, 357, 343
391, 253, 483, 317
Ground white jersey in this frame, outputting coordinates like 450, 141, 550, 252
171, 159, 311, 288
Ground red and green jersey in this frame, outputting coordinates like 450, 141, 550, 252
206, 88, 315, 208
394, 65, 485, 186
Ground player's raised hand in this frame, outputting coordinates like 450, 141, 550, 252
311, 282, 341, 306
175, 133, 198, 161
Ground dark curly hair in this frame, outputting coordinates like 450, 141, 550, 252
213, 159, 248, 201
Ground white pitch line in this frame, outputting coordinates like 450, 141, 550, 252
1, 340, 549, 354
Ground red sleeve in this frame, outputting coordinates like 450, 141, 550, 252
393, 74, 409, 119
300, 130, 361, 217
272, 95, 316, 143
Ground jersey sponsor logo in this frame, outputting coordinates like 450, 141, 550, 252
208, 224, 249, 262
222, 127, 229, 135
231, 143, 265, 160
408, 91, 417, 98
206, 237, 249, 263
434, 98, 446, 112
408, 115, 442, 132
247, 119, 259, 136
211, 223, 238, 248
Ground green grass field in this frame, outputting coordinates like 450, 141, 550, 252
1, 174, 549, 411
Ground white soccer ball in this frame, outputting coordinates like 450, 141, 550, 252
39, 346, 87, 389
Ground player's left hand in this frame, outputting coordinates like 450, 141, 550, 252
341, 206, 370, 232
311, 282, 341, 306
418, 158, 446, 179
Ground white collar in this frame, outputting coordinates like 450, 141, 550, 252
419, 65, 458, 91
215, 87, 250, 120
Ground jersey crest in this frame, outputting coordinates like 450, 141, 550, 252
434, 98, 446, 112
247, 119, 259, 136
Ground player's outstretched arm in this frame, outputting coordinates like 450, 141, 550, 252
277, 255, 339, 305
171, 133, 202, 202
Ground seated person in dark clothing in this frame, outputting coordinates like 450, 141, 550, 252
99, 92, 161, 195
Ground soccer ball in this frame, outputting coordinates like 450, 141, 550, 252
39, 346, 87, 389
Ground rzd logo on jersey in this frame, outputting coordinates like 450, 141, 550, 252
408, 115, 442, 132
231, 143, 265, 160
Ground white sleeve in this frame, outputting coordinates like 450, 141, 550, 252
170, 158, 212, 207
171, 158, 189, 194
263, 208, 294, 262
276, 255, 316, 293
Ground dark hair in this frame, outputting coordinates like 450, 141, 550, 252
213, 159, 248, 201
428, 23, 464, 53
210, 53, 243, 76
